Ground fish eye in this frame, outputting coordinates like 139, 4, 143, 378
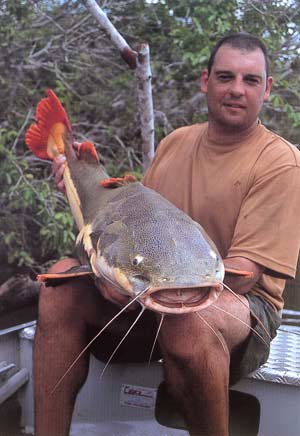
132, 255, 144, 266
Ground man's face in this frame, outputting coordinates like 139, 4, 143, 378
201, 44, 273, 132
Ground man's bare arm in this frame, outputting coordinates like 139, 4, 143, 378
223, 256, 265, 295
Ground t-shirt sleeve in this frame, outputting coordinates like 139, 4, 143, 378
227, 163, 300, 279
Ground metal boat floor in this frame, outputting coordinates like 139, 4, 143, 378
70, 421, 187, 436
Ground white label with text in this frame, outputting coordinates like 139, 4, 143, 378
120, 384, 157, 409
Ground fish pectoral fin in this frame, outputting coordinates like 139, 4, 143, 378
36, 264, 94, 287
100, 174, 136, 189
224, 267, 254, 278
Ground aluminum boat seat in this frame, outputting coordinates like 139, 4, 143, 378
155, 318, 300, 436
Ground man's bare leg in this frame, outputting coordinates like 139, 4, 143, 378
34, 259, 98, 436
159, 291, 252, 436
33, 258, 158, 436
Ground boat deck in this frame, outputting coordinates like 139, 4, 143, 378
1, 316, 300, 436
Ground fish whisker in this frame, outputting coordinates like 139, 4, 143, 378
51, 287, 150, 394
221, 282, 272, 342
147, 314, 164, 367
195, 311, 227, 353
100, 307, 146, 379
211, 304, 269, 348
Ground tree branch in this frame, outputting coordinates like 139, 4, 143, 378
81, 0, 155, 169
0, 275, 40, 315
136, 43, 155, 171
82, 0, 138, 69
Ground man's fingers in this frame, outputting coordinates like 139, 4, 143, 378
56, 179, 66, 193
50, 141, 89, 195
52, 154, 66, 174
52, 155, 66, 193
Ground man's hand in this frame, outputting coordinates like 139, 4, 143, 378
52, 142, 81, 193
53, 154, 67, 193
95, 277, 139, 311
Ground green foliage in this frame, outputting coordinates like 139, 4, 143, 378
0, 128, 75, 268
1, 0, 299, 274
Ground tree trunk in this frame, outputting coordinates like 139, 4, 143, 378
0, 275, 40, 315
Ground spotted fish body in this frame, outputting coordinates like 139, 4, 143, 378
26, 90, 225, 314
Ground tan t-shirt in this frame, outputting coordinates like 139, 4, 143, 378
143, 122, 300, 310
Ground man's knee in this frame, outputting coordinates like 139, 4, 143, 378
46, 257, 80, 274
37, 258, 91, 327
159, 313, 229, 362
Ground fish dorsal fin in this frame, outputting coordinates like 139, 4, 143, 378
78, 141, 99, 164
25, 89, 72, 160
100, 174, 137, 189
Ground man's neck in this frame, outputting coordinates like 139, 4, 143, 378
207, 119, 259, 145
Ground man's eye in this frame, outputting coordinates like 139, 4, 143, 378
218, 75, 232, 82
246, 78, 259, 85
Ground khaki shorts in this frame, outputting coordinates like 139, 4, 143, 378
229, 292, 282, 385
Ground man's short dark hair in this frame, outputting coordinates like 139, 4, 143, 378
207, 33, 270, 77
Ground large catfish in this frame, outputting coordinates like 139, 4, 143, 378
25, 90, 249, 315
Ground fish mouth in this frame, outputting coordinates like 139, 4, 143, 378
139, 283, 223, 314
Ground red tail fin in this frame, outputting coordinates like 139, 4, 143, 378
25, 89, 72, 160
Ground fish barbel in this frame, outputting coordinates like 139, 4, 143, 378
25, 90, 234, 314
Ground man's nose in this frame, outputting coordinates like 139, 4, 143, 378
229, 79, 245, 97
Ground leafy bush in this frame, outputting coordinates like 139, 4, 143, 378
0, 128, 75, 269
1, 0, 299, 274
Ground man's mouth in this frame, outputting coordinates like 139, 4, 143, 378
224, 102, 246, 109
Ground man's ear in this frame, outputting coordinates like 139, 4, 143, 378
263, 76, 273, 102
200, 69, 209, 94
